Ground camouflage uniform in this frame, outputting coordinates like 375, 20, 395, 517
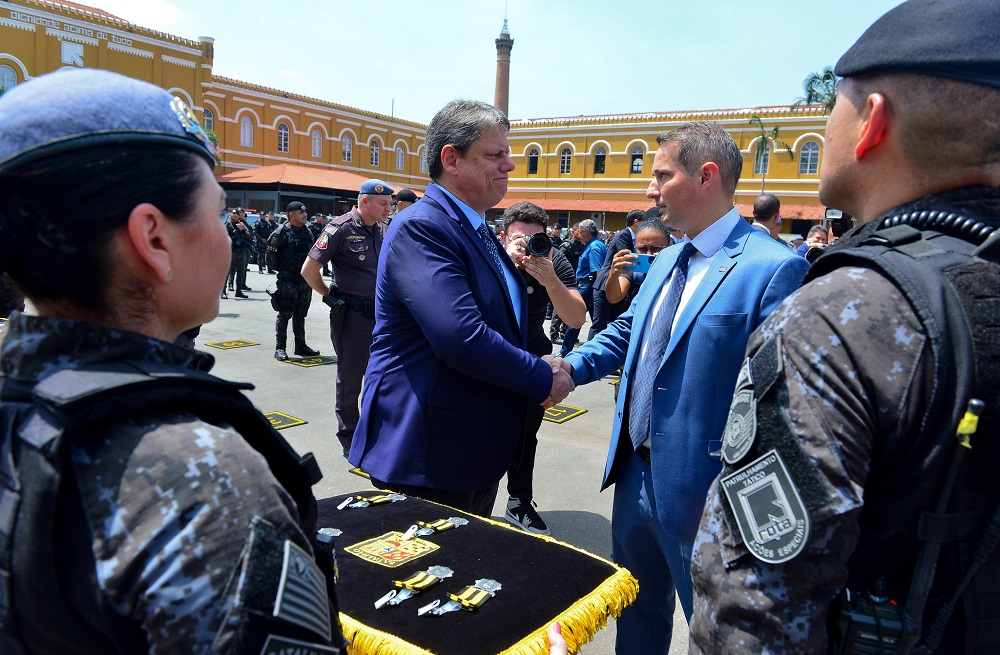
689, 187, 1000, 654
0, 314, 337, 654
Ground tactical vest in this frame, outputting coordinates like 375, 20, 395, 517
0, 361, 326, 653
806, 210, 1000, 653
268, 223, 315, 282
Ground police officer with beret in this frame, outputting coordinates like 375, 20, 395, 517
267, 201, 321, 360
0, 68, 342, 654
689, 1, 1000, 653
302, 180, 392, 456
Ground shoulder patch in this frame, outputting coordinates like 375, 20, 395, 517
721, 449, 809, 564
316, 233, 329, 250
722, 357, 756, 464
273, 540, 332, 641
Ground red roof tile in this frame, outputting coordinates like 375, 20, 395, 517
736, 203, 825, 220
216, 164, 373, 192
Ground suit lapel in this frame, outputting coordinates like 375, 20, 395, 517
659, 221, 752, 366
426, 186, 523, 339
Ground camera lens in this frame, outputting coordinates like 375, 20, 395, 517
526, 232, 552, 257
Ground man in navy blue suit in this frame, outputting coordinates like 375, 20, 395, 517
548, 122, 809, 653
350, 100, 574, 517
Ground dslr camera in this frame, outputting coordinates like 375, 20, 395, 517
525, 232, 552, 257
826, 208, 856, 238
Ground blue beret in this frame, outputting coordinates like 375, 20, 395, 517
0, 68, 216, 174
360, 179, 394, 195
836, 0, 1000, 89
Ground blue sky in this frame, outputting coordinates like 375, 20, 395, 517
83, 0, 904, 124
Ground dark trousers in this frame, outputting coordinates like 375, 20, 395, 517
228, 248, 249, 289
331, 309, 376, 451
549, 312, 566, 341
590, 288, 625, 340
505, 403, 545, 503
256, 242, 267, 272
560, 283, 594, 357
275, 282, 312, 349
369, 477, 500, 519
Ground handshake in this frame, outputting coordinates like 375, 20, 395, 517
539, 355, 575, 409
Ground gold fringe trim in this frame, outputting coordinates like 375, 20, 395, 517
342, 612, 434, 655
496, 566, 638, 655
340, 489, 640, 654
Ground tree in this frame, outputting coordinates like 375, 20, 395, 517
205, 128, 222, 166
792, 66, 838, 114
748, 115, 793, 193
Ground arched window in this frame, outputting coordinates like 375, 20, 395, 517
418, 147, 427, 174
240, 116, 254, 147
630, 146, 644, 174
396, 145, 405, 170
342, 135, 353, 162
0, 65, 16, 93
594, 146, 606, 175
370, 139, 380, 167
277, 123, 290, 153
527, 148, 539, 175
799, 140, 820, 175
559, 148, 572, 174
203, 107, 214, 132
311, 129, 323, 158
754, 147, 770, 175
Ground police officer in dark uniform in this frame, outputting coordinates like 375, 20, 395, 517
225, 209, 252, 297
689, 2, 1000, 653
0, 68, 342, 654
267, 201, 320, 361
301, 180, 392, 457
254, 211, 277, 273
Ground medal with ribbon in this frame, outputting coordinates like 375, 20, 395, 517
419, 578, 502, 616
373, 565, 454, 609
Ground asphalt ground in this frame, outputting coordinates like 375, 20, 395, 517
190, 269, 689, 654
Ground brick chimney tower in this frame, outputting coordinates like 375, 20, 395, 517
494, 19, 513, 118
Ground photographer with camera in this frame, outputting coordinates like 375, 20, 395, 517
499, 201, 585, 535
301, 180, 392, 458
689, 1, 1000, 653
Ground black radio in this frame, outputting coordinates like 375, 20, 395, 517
830, 585, 905, 655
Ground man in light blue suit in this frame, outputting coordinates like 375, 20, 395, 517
549, 122, 809, 654
350, 100, 574, 517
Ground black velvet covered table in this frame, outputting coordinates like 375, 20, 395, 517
317, 490, 637, 655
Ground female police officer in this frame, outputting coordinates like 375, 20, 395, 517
0, 69, 341, 654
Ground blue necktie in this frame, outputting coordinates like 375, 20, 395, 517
476, 222, 507, 282
628, 243, 697, 449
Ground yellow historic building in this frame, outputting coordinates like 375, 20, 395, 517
503, 105, 828, 232
0, 0, 828, 232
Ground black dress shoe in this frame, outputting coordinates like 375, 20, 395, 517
551, 336, 563, 344
240, 285, 252, 291
220, 291, 228, 299
294, 345, 320, 357
234, 291, 248, 298
274, 349, 289, 361
228, 284, 234, 291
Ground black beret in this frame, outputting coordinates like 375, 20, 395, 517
286, 201, 307, 212
836, 0, 1000, 89
395, 189, 419, 203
